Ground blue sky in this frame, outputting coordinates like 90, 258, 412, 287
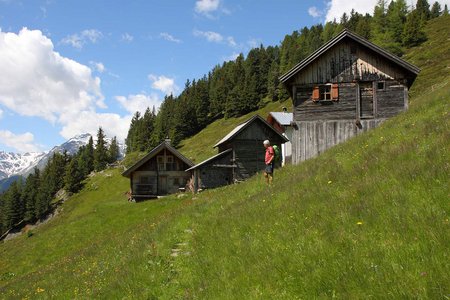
0, 0, 398, 153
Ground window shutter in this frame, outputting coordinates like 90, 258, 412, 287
331, 84, 339, 101
312, 86, 320, 101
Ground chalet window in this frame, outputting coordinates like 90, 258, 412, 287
157, 156, 165, 171
377, 81, 385, 90
312, 84, 339, 102
166, 155, 173, 163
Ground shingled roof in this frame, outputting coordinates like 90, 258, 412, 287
279, 29, 420, 84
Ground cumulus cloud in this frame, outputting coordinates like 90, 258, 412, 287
0, 28, 135, 148
0, 28, 104, 123
324, 0, 378, 22
60, 29, 103, 48
195, 0, 220, 14
0, 108, 3, 119
308, 6, 323, 18
59, 111, 132, 141
115, 94, 161, 114
0, 130, 42, 153
148, 74, 179, 95
121, 32, 134, 42
160, 32, 182, 43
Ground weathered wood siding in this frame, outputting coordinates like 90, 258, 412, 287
292, 39, 408, 85
196, 151, 233, 190
376, 81, 407, 117
293, 80, 407, 122
294, 83, 357, 121
130, 148, 192, 196
233, 140, 266, 180
217, 119, 286, 180
291, 119, 385, 164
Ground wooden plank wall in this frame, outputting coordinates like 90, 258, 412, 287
291, 119, 385, 164
197, 151, 233, 189
294, 83, 357, 121
292, 39, 408, 85
376, 81, 406, 118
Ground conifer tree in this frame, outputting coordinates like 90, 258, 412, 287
23, 168, 40, 221
444, 4, 449, 15
64, 156, 84, 193
108, 136, 120, 163
403, 9, 427, 47
430, 1, 441, 18
94, 127, 108, 171
2, 181, 23, 229
416, 0, 431, 20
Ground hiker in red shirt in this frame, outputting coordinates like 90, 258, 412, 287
263, 140, 274, 185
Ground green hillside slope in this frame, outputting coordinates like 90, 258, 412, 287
1, 16, 449, 299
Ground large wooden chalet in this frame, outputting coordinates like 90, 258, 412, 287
187, 115, 288, 192
122, 140, 193, 200
280, 29, 420, 164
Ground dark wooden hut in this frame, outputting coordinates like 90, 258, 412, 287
122, 140, 193, 200
187, 115, 288, 192
279, 29, 420, 164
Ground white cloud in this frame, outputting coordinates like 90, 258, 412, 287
0, 108, 3, 119
115, 94, 161, 115
223, 52, 240, 62
61, 29, 103, 48
247, 38, 262, 49
195, 0, 220, 14
0, 28, 104, 123
0, 28, 130, 148
227, 36, 237, 47
148, 74, 179, 95
325, 0, 378, 22
59, 111, 132, 141
193, 29, 237, 47
308, 6, 323, 18
160, 32, 182, 43
194, 29, 223, 43
0, 130, 42, 153
121, 32, 134, 42
90, 61, 105, 73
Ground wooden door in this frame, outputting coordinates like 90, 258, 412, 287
158, 176, 168, 195
360, 82, 374, 118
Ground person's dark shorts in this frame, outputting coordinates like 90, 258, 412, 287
265, 163, 274, 174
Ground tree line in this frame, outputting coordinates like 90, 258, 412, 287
0, 128, 120, 237
125, 0, 448, 153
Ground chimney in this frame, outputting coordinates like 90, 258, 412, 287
282, 106, 287, 113
165, 136, 171, 145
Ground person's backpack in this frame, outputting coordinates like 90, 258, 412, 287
272, 145, 281, 163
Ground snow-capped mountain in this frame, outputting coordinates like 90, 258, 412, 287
0, 151, 46, 180
0, 133, 124, 181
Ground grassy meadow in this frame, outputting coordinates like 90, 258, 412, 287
0, 15, 449, 299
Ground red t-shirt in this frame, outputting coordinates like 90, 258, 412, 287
265, 146, 274, 165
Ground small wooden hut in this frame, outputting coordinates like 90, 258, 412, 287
122, 140, 193, 200
188, 115, 288, 192
279, 29, 420, 164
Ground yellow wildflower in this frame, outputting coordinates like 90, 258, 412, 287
356, 221, 363, 225
36, 287, 45, 293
